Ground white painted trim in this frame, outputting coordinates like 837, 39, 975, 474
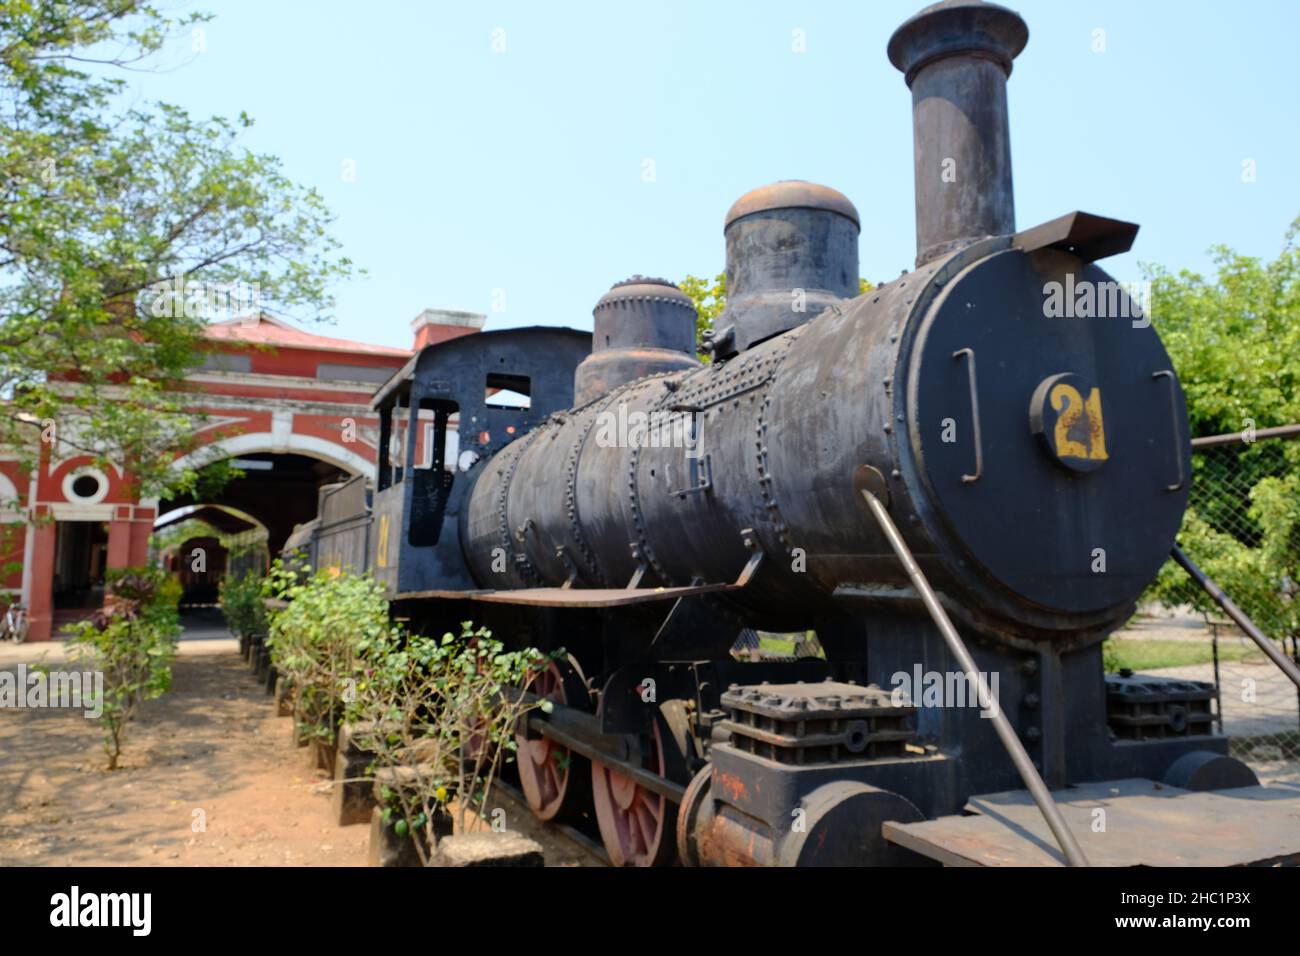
185, 370, 397, 392
183, 393, 381, 417
270, 409, 292, 453
48, 502, 116, 521
169, 430, 374, 479
20, 514, 33, 607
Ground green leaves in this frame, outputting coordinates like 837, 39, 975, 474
679, 273, 726, 357
1140, 219, 1300, 641
218, 569, 269, 639
343, 614, 551, 864
1, 2, 356, 499
1147, 217, 1300, 436
267, 567, 391, 746
65, 564, 180, 769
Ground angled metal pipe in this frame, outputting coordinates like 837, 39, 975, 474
862, 489, 1090, 867
1172, 545, 1300, 690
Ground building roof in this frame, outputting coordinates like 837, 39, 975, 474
205, 313, 410, 358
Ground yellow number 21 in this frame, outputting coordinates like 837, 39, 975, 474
1051, 383, 1108, 461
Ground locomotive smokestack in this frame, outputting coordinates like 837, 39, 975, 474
888, 0, 1028, 266
712, 180, 860, 358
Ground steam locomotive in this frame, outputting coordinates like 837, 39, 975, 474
300, 1, 1283, 866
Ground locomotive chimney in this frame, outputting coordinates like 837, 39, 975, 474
573, 276, 700, 405
712, 180, 860, 358
888, 0, 1028, 266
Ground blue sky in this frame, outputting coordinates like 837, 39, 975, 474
125, 0, 1300, 350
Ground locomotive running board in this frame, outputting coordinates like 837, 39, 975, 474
394, 547, 764, 609
883, 778, 1300, 866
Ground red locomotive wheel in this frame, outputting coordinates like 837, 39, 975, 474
590, 705, 685, 867
515, 657, 591, 822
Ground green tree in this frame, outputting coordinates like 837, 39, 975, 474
1, 1, 355, 500
1142, 217, 1300, 640
679, 273, 726, 354
1147, 218, 1300, 434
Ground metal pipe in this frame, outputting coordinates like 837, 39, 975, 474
861, 489, 1090, 867
1172, 545, 1300, 690
1211, 625, 1224, 735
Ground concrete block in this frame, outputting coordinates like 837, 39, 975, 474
333, 747, 376, 826
433, 832, 545, 868
365, 806, 451, 867
367, 807, 426, 868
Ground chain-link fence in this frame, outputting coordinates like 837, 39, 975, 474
1122, 426, 1300, 776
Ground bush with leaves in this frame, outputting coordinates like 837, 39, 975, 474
218, 569, 268, 639
348, 622, 550, 865
1, 2, 358, 501
1140, 217, 1300, 640
66, 567, 181, 770
267, 568, 389, 747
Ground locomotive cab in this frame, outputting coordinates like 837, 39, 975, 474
368, 326, 590, 595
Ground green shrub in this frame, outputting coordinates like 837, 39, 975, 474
66, 567, 181, 770
268, 568, 389, 746
349, 621, 550, 864
218, 569, 269, 638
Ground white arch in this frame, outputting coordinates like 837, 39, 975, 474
153, 502, 270, 531
169, 431, 374, 480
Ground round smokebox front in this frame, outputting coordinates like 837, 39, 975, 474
902, 248, 1191, 616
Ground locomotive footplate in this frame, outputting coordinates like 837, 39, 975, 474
882, 777, 1300, 866
677, 679, 945, 866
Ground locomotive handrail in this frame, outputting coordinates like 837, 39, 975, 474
951, 348, 983, 483
1152, 370, 1186, 491
1172, 545, 1300, 691
861, 489, 1091, 867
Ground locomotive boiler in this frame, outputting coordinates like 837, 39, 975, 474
335, 0, 1300, 867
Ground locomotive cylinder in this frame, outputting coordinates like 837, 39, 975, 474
888, 0, 1028, 266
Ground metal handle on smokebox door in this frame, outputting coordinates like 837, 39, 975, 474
952, 348, 983, 483
1152, 370, 1185, 492
860, 489, 1091, 868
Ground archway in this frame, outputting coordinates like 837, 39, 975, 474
162, 451, 360, 556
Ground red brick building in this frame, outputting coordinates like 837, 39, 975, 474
3, 308, 484, 641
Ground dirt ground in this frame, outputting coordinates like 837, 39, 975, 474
0, 635, 594, 867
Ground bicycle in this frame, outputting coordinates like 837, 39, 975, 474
1, 603, 29, 644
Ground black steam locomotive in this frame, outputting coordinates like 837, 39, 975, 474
300, 1, 1293, 866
